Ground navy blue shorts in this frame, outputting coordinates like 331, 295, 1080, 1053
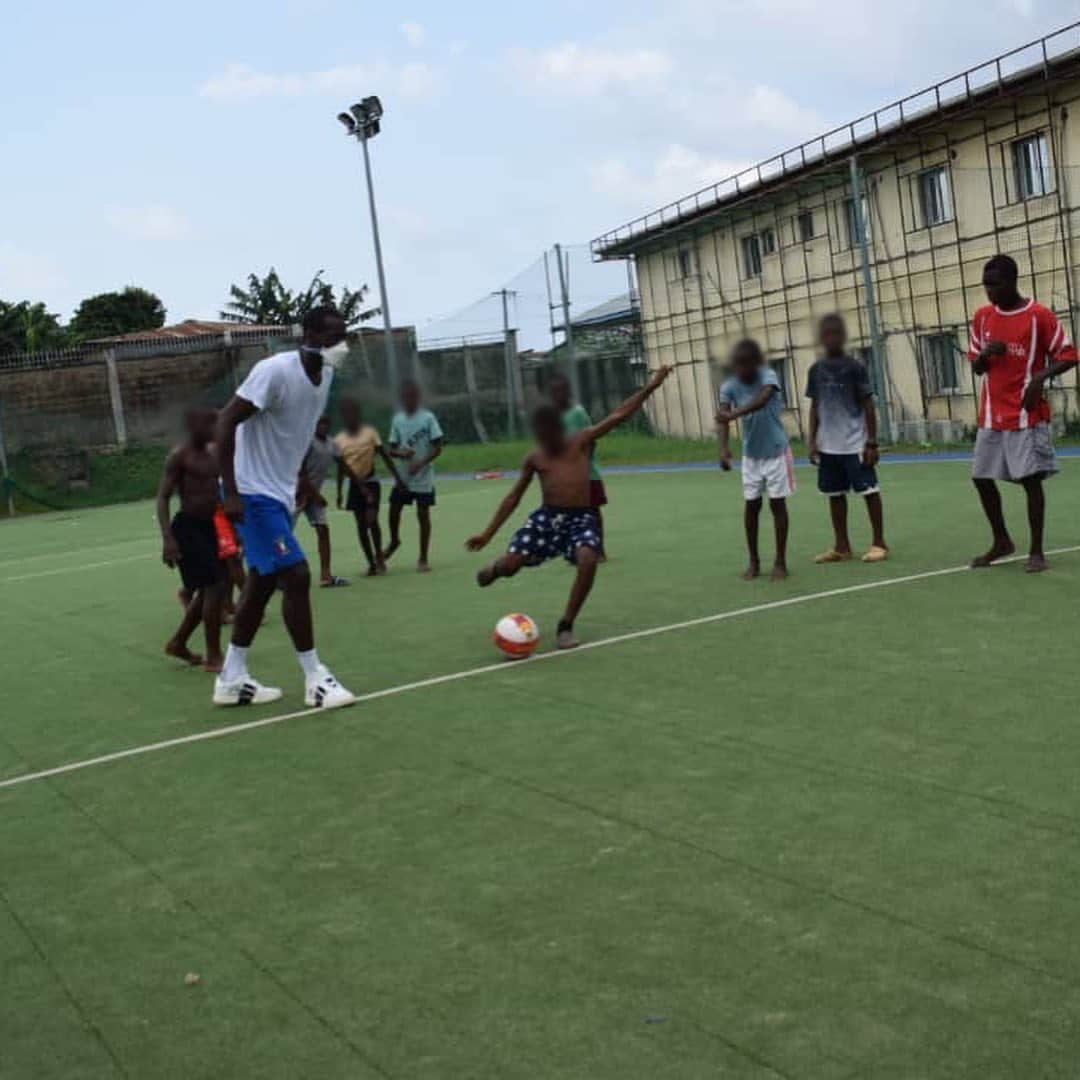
390, 487, 436, 508
236, 494, 307, 576
508, 507, 602, 565
817, 453, 879, 497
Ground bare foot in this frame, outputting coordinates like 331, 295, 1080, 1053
556, 629, 581, 650
417, 560, 431, 573
770, 563, 789, 581
971, 539, 1016, 568
382, 539, 401, 563
1025, 554, 1050, 573
165, 641, 203, 666
365, 565, 379, 578
477, 564, 498, 588
203, 656, 224, 674
741, 562, 761, 581
376, 560, 388, 576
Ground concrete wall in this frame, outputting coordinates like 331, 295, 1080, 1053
632, 76, 1080, 441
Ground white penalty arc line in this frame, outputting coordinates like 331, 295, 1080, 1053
2, 545, 1078, 793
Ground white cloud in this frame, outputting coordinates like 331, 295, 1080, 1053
198, 61, 439, 101
590, 144, 751, 208
105, 204, 190, 242
511, 41, 672, 95
400, 21, 426, 48
0, 244, 66, 298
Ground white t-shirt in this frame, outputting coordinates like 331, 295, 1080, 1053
234, 351, 333, 512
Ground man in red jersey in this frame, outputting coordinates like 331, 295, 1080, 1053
968, 255, 1077, 572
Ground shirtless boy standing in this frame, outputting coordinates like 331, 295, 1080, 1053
156, 406, 226, 672
466, 367, 670, 649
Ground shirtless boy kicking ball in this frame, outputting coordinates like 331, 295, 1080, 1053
156, 407, 225, 672
466, 366, 670, 649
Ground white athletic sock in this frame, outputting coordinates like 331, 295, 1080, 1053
297, 649, 321, 680
222, 644, 249, 684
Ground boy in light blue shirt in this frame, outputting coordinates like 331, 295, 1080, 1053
385, 380, 444, 571
717, 338, 794, 581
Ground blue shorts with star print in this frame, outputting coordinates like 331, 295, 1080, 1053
508, 506, 602, 565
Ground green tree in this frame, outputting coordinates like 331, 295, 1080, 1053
68, 287, 166, 342
0, 300, 68, 355
222, 269, 379, 330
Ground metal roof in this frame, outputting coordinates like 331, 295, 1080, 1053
591, 21, 1080, 259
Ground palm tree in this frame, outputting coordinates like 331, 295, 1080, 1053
222, 269, 380, 329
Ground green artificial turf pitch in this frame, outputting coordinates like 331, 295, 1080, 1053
3, 459, 1080, 1078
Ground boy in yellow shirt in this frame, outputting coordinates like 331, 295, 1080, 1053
334, 396, 404, 576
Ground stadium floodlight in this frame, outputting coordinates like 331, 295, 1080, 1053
338, 96, 397, 389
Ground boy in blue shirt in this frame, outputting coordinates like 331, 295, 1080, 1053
717, 339, 794, 581
385, 380, 444, 572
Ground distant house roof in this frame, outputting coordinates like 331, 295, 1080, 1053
551, 293, 638, 334
90, 319, 291, 344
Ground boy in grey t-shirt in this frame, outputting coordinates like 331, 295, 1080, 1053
806, 314, 888, 564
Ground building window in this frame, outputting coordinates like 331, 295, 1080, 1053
1012, 132, 1052, 200
921, 333, 960, 394
741, 235, 762, 279
918, 166, 953, 226
674, 248, 696, 280
844, 196, 871, 249
797, 211, 815, 242
760, 227, 777, 256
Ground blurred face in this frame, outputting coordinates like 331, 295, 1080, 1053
731, 346, 762, 383
401, 383, 420, 413
550, 377, 571, 410
982, 265, 1016, 307
308, 314, 347, 350
820, 318, 847, 355
533, 412, 565, 453
340, 400, 360, 430
186, 408, 216, 445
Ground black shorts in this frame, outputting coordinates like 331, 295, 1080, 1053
347, 479, 382, 513
390, 487, 436, 508
172, 512, 226, 592
817, 453, 879, 497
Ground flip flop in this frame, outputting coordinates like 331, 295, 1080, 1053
814, 550, 853, 564
319, 576, 351, 588
861, 546, 889, 563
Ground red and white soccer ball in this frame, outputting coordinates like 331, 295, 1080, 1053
494, 613, 540, 660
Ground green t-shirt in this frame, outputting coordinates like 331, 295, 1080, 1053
562, 404, 601, 482
389, 408, 444, 493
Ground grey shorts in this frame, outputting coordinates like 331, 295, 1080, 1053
299, 501, 329, 527
972, 424, 1057, 483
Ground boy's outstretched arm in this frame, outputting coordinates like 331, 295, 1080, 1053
465, 457, 536, 551
377, 445, 406, 489
586, 366, 672, 441
155, 449, 183, 567
717, 385, 776, 422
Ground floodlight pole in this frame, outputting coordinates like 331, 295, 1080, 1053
344, 110, 399, 393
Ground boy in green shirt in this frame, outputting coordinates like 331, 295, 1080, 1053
550, 374, 608, 558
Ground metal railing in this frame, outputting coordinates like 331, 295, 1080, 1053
591, 21, 1080, 256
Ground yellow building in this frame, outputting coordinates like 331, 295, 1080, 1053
592, 23, 1080, 443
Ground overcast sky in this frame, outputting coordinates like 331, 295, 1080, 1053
1, 1, 1076, 336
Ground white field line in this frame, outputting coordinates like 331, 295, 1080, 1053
3, 545, 1077, 793
1, 553, 156, 584
0, 537, 154, 571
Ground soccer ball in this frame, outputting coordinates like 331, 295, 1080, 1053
494, 613, 540, 660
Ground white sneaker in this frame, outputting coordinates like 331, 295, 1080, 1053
305, 665, 357, 709
212, 675, 283, 707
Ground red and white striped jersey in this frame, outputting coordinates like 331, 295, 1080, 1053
967, 301, 1077, 431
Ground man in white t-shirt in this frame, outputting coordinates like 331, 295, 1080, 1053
213, 306, 356, 709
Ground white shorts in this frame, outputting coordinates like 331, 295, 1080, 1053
742, 449, 796, 501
